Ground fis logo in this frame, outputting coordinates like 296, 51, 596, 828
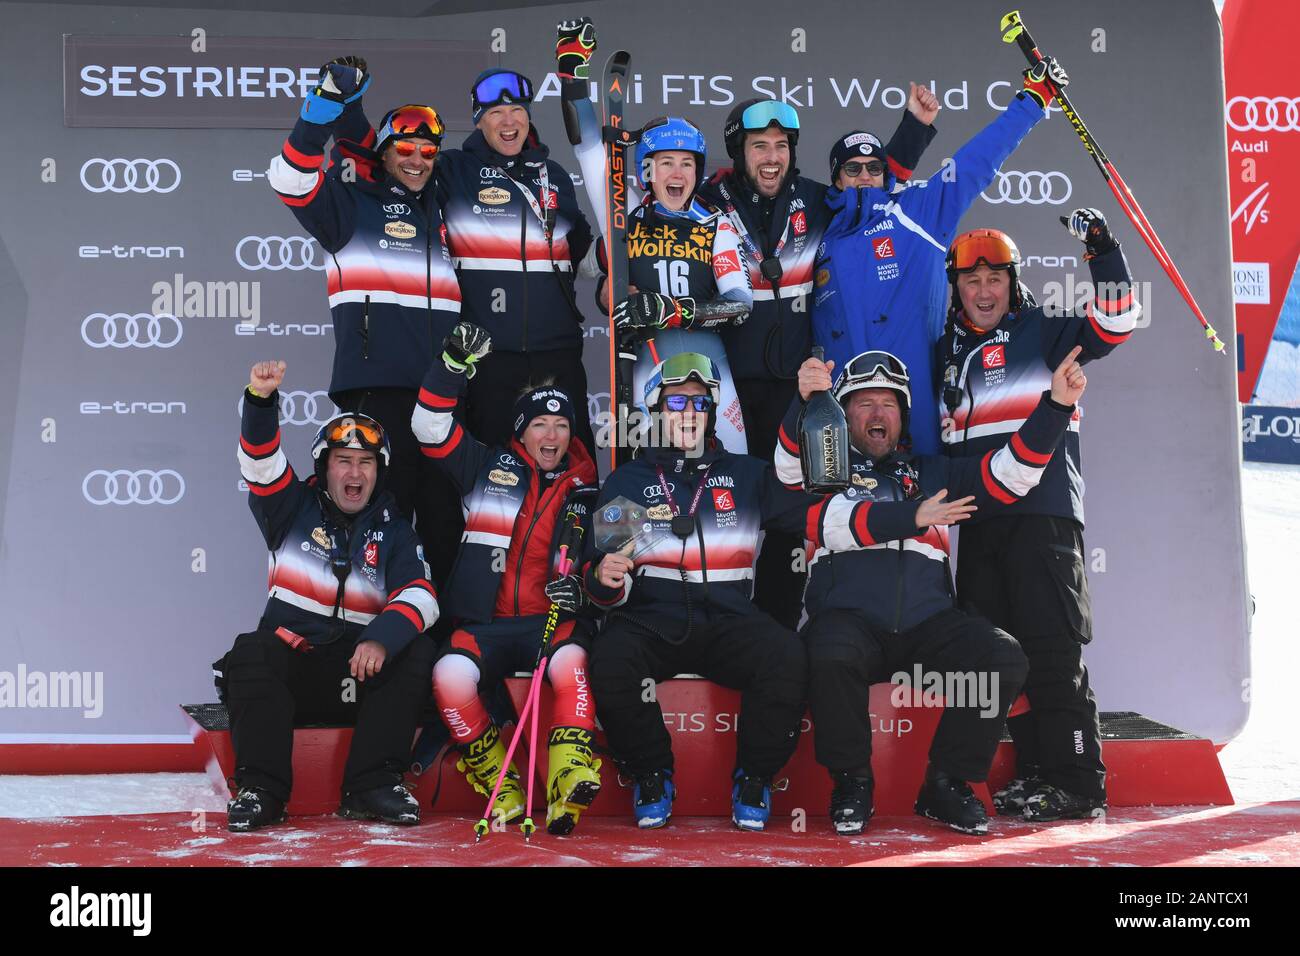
1231, 182, 1270, 234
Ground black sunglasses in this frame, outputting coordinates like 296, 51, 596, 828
841, 160, 885, 178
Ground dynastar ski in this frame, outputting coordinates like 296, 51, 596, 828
602, 51, 636, 471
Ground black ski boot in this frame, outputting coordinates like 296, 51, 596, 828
829, 771, 874, 836
992, 774, 1044, 817
337, 782, 421, 825
1021, 782, 1107, 822
914, 767, 989, 835
226, 787, 286, 832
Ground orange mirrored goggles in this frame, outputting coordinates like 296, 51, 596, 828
378, 104, 445, 147
392, 141, 439, 159
946, 229, 1021, 273
325, 416, 385, 450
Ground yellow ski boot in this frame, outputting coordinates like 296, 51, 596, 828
457, 724, 525, 828
546, 727, 603, 835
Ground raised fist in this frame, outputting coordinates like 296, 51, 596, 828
1022, 56, 1068, 109
1062, 207, 1117, 259
442, 321, 492, 377
557, 18, 597, 81
249, 360, 286, 397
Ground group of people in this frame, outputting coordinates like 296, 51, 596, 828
214, 17, 1141, 839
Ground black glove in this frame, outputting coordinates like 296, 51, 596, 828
442, 321, 492, 378
300, 55, 371, 124
556, 18, 598, 81
613, 292, 695, 332
1022, 56, 1068, 109
1062, 207, 1118, 259
544, 574, 586, 612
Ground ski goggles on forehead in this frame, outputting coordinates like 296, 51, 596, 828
379, 105, 445, 144
325, 416, 385, 449
472, 71, 534, 109
662, 394, 714, 412
844, 351, 909, 383
741, 100, 800, 133
948, 232, 1019, 272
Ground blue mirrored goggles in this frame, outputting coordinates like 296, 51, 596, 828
472, 71, 534, 110
662, 394, 714, 412
741, 100, 800, 133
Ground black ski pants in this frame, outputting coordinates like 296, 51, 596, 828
221, 629, 436, 802
590, 611, 806, 778
956, 514, 1106, 800
804, 606, 1027, 782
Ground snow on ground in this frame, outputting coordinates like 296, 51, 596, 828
1216, 461, 1300, 802
0, 462, 1296, 819
0, 773, 227, 819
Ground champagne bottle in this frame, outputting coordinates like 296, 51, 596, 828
798, 347, 850, 494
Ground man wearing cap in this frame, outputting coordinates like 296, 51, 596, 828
411, 321, 602, 835
267, 56, 465, 596
694, 88, 937, 629
811, 57, 1070, 455
779, 345, 1088, 835
216, 360, 439, 832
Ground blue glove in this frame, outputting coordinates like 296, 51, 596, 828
300, 56, 371, 125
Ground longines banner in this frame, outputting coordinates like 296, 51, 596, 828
0, 0, 1249, 745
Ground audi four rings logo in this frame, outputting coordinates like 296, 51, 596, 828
1227, 97, 1300, 132
235, 236, 326, 271
981, 170, 1073, 206
80, 158, 181, 194
82, 469, 185, 505
237, 390, 336, 426
81, 312, 183, 349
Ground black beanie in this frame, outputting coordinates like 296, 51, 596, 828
512, 386, 575, 441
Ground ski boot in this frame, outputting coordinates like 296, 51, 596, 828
631, 769, 675, 829
992, 774, 1045, 817
338, 782, 421, 825
457, 723, 525, 826
829, 771, 875, 836
731, 769, 772, 832
1022, 782, 1107, 822
914, 766, 989, 835
226, 787, 286, 832
545, 726, 603, 836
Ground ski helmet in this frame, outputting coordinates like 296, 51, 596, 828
723, 98, 800, 162
945, 228, 1029, 315
833, 350, 911, 441
375, 104, 445, 155
644, 352, 722, 409
310, 412, 391, 497
635, 116, 708, 194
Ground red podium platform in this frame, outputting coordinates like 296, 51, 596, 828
184, 677, 1232, 819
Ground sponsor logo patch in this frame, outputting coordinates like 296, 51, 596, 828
488, 468, 520, 486
791, 210, 807, 236
815, 267, 831, 287
384, 221, 417, 239
872, 237, 895, 259
711, 488, 735, 512
646, 504, 674, 520
311, 527, 331, 548
982, 345, 1006, 370
478, 187, 511, 205
364, 541, 379, 567
712, 249, 741, 280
